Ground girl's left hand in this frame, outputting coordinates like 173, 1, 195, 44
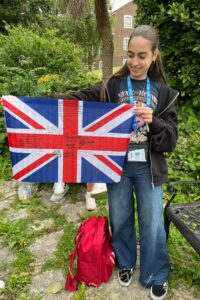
133, 107, 153, 124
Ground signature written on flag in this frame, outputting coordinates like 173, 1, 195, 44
2, 96, 134, 183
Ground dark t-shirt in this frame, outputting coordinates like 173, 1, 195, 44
117, 78, 161, 144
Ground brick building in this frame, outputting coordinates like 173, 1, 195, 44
93, 1, 137, 70
112, 1, 137, 67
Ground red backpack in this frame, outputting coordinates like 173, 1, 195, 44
66, 216, 115, 291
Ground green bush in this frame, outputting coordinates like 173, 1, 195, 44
167, 104, 200, 182
0, 26, 99, 96
134, 0, 200, 181
0, 26, 99, 163
134, 0, 200, 106
134, 1, 200, 292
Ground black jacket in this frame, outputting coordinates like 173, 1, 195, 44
73, 77, 179, 186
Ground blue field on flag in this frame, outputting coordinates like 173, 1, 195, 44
2, 96, 134, 183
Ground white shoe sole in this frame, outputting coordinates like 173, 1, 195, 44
85, 194, 96, 210
117, 271, 133, 287
90, 184, 107, 196
50, 186, 69, 202
53, 184, 69, 195
150, 286, 168, 300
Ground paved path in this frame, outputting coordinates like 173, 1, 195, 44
0, 181, 199, 300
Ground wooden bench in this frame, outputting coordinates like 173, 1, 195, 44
164, 181, 200, 255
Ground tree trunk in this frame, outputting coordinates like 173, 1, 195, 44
101, 21, 114, 79
87, 48, 93, 71
95, 0, 113, 79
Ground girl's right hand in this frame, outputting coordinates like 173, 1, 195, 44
133, 107, 153, 124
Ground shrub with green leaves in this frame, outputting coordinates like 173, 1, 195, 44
134, 0, 200, 181
134, 1, 200, 292
0, 26, 98, 96
134, 0, 200, 105
0, 26, 99, 162
167, 104, 200, 181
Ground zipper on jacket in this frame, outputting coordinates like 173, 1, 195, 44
156, 92, 179, 118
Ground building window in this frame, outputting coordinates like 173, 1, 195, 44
123, 58, 127, 65
99, 61, 102, 69
92, 62, 96, 70
124, 15, 133, 29
123, 37, 129, 51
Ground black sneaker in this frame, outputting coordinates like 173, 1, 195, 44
150, 282, 168, 300
118, 269, 133, 287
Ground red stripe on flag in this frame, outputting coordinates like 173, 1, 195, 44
62, 100, 79, 181
95, 155, 122, 176
7, 133, 129, 152
63, 100, 79, 135
85, 104, 133, 132
13, 153, 55, 180
3, 99, 45, 129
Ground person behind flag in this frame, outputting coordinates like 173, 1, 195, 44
72, 25, 178, 300
50, 182, 107, 211
16, 180, 106, 210
50, 182, 69, 202
85, 183, 107, 210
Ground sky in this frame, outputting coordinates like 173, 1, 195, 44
110, 0, 131, 11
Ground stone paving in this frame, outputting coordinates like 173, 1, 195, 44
0, 181, 199, 300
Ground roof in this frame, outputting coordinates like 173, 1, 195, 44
112, 1, 133, 13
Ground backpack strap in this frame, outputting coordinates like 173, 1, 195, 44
65, 228, 84, 291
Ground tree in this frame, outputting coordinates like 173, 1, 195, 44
28, 12, 101, 71
58, 0, 114, 79
62, 12, 101, 71
0, 0, 57, 33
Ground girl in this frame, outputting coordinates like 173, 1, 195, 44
73, 25, 178, 300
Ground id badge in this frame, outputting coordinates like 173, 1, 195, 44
128, 143, 149, 162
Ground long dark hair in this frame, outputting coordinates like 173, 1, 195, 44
101, 25, 167, 101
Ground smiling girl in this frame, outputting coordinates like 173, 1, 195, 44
73, 25, 179, 300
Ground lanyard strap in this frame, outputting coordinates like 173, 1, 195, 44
127, 76, 151, 137
127, 76, 151, 107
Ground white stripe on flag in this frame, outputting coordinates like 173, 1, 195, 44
82, 103, 134, 134
3, 96, 59, 131
79, 152, 122, 182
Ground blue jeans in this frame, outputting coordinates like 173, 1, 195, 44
107, 159, 170, 286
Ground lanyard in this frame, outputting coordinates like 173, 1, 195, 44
127, 75, 151, 107
127, 75, 151, 137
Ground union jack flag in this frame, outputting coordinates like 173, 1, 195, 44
1, 96, 134, 183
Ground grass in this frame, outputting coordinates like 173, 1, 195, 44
71, 284, 87, 300
42, 223, 77, 272
0, 185, 110, 299
0, 190, 77, 299
168, 228, 200, 292
163, 186, 200, 297
0, 154, 12, 183
0, 184, 200, 299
